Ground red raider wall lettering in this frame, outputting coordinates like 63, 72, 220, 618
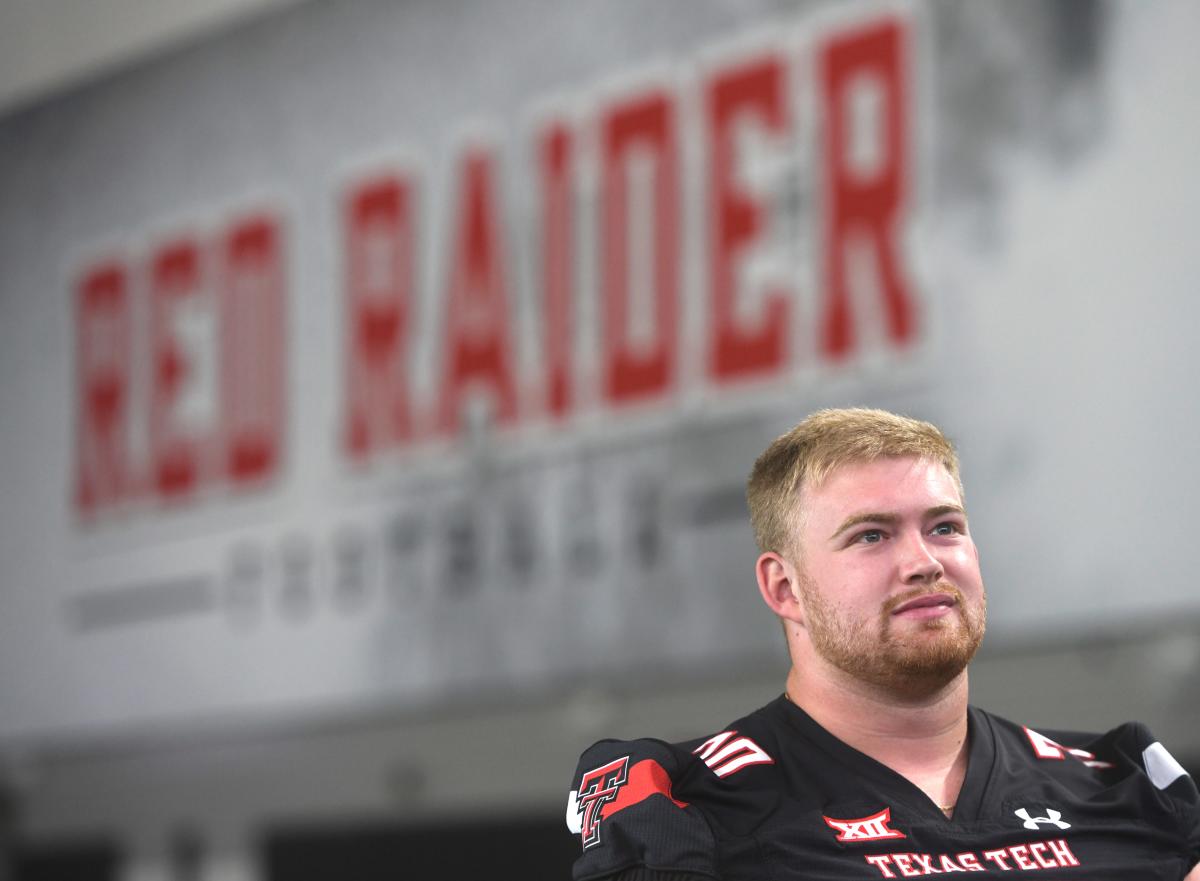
706, 50, 791, 380
74, 214, 286, 516
75, 10, 920, 515
341, 13, 919, 461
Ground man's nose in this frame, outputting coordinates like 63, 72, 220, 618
899, 532, 944, 584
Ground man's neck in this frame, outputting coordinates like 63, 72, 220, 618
785, 664, 971, 811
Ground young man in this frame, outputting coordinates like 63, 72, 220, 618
566, 408, 1200, 880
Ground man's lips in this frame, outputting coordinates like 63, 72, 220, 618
890, 592, 957, 616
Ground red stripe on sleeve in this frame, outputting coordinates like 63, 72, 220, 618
601, 759, 689, 821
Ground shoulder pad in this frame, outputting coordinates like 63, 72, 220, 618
1099, 722, 1200, 863
566, 738, 718, 880
1034, 720, 1193, 789
1098, 722, 1198, 796
1031, 718, 1200, 862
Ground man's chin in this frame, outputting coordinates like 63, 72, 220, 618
886, 628, 982, 685
820, 636, 975, 695
804, 594, 986, 695
891, 649, 971, 682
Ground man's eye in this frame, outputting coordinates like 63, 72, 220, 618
931, 522, 960, 536
857, 529, 884, 544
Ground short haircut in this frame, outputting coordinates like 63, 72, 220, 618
746, 407, 962, 556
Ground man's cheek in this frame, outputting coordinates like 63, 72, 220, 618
951, 546, 981, 571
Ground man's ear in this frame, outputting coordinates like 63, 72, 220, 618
756, 551, 806, 626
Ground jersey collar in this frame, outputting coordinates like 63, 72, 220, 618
770, 695, 999, 824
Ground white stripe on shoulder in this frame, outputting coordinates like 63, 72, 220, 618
566, 790, 582, 833
1143, 741, 1188, 790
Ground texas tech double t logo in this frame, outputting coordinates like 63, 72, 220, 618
577, 756, 630, 848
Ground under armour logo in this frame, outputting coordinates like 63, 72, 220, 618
823, 807, 907, 842
1014, 807, 1071, 830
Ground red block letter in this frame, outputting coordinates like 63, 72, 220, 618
219, 214, 285, 484
705, 51, 791, 382
539, 122, 574, 419
438, 148, 519, 434
149, 237, 213, 498
820, 16, 916, 359
343, 174, 416, 459
600, 88, 679, 404
75, 261, 132, 514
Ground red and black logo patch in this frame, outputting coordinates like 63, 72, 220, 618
574, 754, 689, 849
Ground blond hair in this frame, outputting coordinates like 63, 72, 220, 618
746, 408, 961, 556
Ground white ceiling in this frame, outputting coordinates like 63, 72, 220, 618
0, 0, 308, 116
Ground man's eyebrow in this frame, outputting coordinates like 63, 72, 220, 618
828, 504, 967, 541
926, 504, 967, 520
828, 512, 898, 541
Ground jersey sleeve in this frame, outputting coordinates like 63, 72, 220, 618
1132, 725, 1200, 871
565, 737, 719, 881
1065, 721, 1200, 871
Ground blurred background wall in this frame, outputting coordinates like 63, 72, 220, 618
1, 0, 1199, 878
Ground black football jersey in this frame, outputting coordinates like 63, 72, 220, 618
565, 696, 1200, 880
